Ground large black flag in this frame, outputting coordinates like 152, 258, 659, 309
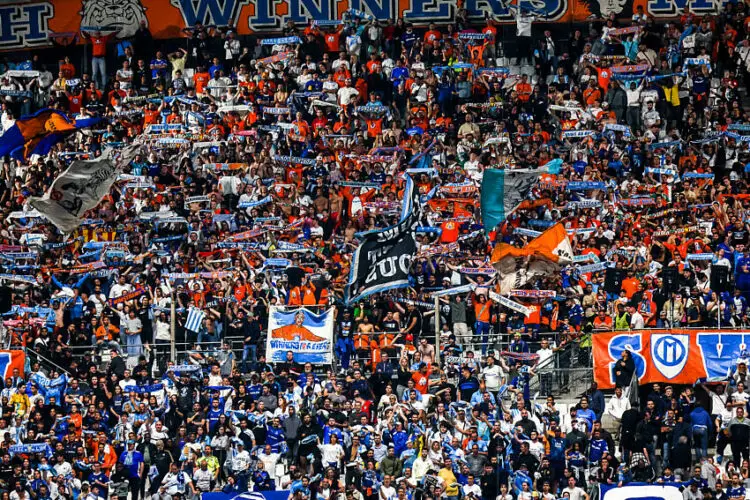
345, 175, 422, 304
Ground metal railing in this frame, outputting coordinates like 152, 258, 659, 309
22, 347, 74, 377
22, 324, 731, 401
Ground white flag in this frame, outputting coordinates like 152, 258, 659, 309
29, 144, 141, 233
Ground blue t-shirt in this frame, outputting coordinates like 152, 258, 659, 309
727, 485, 745, 499
119, 450, 144, 478
589, 438, 608, 462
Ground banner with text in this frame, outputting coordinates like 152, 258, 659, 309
266, 307, 333, 365
1, 0, 724, 51
593, 329, 750, 389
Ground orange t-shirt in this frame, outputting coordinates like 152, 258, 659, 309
302, 285, 317, 305
440, 221, 459, 243
474, 301, 491, 323
621, 277, 639, 299
91, 35, 111, 58
60, 62, 76, 79
287, 286, 302, 306
516, 82, 532, 102
424, 30, 442, 43
325, 32, 341, 52
482, 25, 497, 41
523, 303, 541, 325
412, 369, 431, 394
593, 316, 613, 330
584, 87, 601, 106
366, 118, 383, 138
144, 109, 160, 126
193, 72, 210, 94
596, 67, 611, 91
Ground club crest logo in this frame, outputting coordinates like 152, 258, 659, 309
651, 334, 689, 379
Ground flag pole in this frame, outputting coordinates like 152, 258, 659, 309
170, 285, 176, 362
434, 295, 441, 365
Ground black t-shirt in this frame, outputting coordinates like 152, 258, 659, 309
285, 267, 305, 288
175, 380, 196, 410
407, 310, 423, 335
381, 318, 399, 332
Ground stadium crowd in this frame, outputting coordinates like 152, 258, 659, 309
1, 3, 750, 500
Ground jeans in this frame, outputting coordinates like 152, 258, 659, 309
540, 372, 553, 396
661, 440, 671, 468
92, 57, 107, 89
626, 106, 641, 130
516, 36, 533, 65
645, 437, 657, 468
242, 344, 257, 371
693, 426, 708, 460
335, 337, 354, 370
731, 441, 750, 467
475, 321, 491, 355
129, 476, 141, 500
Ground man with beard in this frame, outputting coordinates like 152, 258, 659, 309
513, 409, 537, 436
297, 412, 323, 469
513, 442, 539, 474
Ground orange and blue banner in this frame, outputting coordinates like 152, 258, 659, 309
266, 307, 333, 364
0, 0, 728, 52
593, 329, 750, 389
0, 350, 25, 382
0, 109, 100, 160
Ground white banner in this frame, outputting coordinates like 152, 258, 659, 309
489, 291, 531, 317
29, 145, 141, 233
266, 307, 334, 364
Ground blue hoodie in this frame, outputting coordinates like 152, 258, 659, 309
689, 406, 711, 430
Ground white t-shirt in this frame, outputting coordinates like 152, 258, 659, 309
148, 423, 170, 443
482, 365, 503, 391
162, 471, 192, 495
231, 449, 251, 471
116, 69, 133, 90
259, 451, 280, 473
516, 14, 534, 37
110, 283, 134, 299
193, 468, 213, 491
529, 440, 545, 462
562, 486, 586, 500
318, 443, 344, 464
338, 87, 359, 106
463, 484, 482, 498
536, 347, 555, 373
732, 391, 749, 406
54, 461, 73, 478
630, 312, 645, 329
380, 485, 397, 500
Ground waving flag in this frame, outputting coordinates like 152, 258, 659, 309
0, 108, 101, 160
491, 223, 573, 292
345, 175, 422, 304
28, 371, 68, 403
185, 307, 206, 332
29, 144, 141, 233
480, 169, 539, 234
